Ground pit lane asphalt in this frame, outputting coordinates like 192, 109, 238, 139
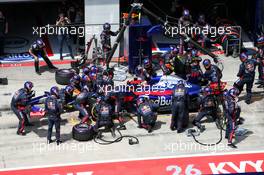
0, 55, 264, 169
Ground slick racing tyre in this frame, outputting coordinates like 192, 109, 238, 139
72, 123, 95, 141
55, 69, 76, 85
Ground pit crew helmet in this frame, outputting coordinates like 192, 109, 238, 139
24, 81, 34, 92
239, 52, 248, 62
65, 85, 74, 95
103, 23, 111, 31
203, 59, 211, 70
229, 87, 239, 98
50, 86, 60, 97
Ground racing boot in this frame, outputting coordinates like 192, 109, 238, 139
215, 118, 221, 130
255, 80, 263, 85
228, 142, 237, 149
47, 139, 53, 144
257, 83, 264, 88
110, 128, 116, 138
170, 126, 176, 131
17, 130, 26, 136
34, 60, 41, 75
245, 93, 252, 104
177, 128, 184, 133
56, 140, 62, 145
147, 125, 153, 133
192, 121, 205, 132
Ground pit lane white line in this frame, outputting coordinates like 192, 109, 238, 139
0, 150, 264, 171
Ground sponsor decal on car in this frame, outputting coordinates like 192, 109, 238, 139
151, 96, 172, 106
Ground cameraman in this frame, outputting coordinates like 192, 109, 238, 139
56, 13, 74, 60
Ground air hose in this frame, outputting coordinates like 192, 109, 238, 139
93, 125, 139, 145
188, 117, 225, 146
189, 126, 223, 146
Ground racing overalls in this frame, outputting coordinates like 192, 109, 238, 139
186, 57, 203, 84
59, 89, 75, 108
224, 94, 240, 144
178, 16, 193, 54
193, 95, 218, 130
45, 95, 62, 142
160, 51, 176, 75
100, 30, 119, 63
234, 59, 258, 104
70, 80, 83, 93
74, 90, 93, 123
137, 102, 158, 132
10, 88, 34, 134
30, 42, 56, 73
93, 100, 115, 136
203, 65, 222, 84
254, 48, 264, 86
171, 86, 189, 132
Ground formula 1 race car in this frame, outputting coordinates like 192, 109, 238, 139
123, 75, 202, 112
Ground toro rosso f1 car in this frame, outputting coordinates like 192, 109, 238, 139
123, 74, 202, 112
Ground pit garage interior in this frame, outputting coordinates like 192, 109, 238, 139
0, 0, 263, 62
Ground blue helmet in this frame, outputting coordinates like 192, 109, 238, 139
71, 74, 81, 84
203, 59, 211, 69
198, 14, 205, 23
82, 75, 90, 82
191, 49, 198, 57
82, 85, 90, 92
170, 45, 179, 53
136, 97, 145, 106
50, 86, 60, 97
143, 58, 151, 68
89, 72, 97, 80
183, 9, 190, 17
96, 96, 105, 103
90, 65, 98, 74
103, 23, 111, 31
229, 87, 239, 98
36, 39, 45, 47
83, 67, 90, 75
65, 85, 74, 95
239, 52, 248, 62
256, 36, 264, 47
203, 86, 212, 95
24, 81, 34, 92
